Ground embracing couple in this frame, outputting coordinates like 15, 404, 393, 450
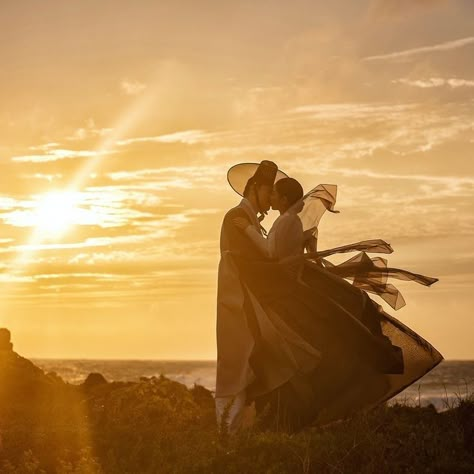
215, 160, 442, 433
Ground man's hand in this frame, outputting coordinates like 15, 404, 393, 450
233, 217, 251, 230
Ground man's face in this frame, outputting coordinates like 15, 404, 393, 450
256, 184, 273, 212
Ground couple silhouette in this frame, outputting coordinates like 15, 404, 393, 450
215, 160, 442, 432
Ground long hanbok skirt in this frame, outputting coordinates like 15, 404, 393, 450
232, 254, 443, 431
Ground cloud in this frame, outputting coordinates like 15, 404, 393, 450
11, 149, 113, 163
20, 173, 63, 182
0, 197, 19, 210
364, 36, 474, 61
68, 250, 141, 265
120, 79, 147, 95
92, 179, 194, 193
205, 100, 473, 169
326, 167, 474, 186
107, 166, 222, 184
29, 143, 60, 151
67, 118, 113, 141
394, 77, 474, 88
0, 274, 35, 284
116, 129, 210, 146
8, 238, 113, 253
288, 103, 416, 120
369, 0, 448, 17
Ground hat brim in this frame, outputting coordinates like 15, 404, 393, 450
227, 163, 289, 196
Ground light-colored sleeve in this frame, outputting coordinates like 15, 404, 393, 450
274, 215, 304, 260
244, 226, 273, 258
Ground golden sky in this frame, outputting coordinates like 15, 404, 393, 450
0, 0, 473, 359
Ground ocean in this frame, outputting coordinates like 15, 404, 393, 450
32, 359, 474, 412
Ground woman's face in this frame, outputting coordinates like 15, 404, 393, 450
270, 186, 285, 210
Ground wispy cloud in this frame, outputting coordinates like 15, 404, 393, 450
369, 0, 448, 17
20, 173, 63, 182
116, 130, 210, 146
4, 214, 216, 255
0, 197, 19, 210
288, 103, 416, 120
11, 149, 113, 163
67, 118, 113, 141
29, 143, 60, 151
206, 101, 473, 166
364, 36, 474, 61
8, 239, 113, 253
328, 167, 474, 186
394, 77, 474, 88
94, 179, 194, 192
107, 166, 222, 182
120, 79, 147, 95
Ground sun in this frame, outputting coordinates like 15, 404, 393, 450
34, 191, 81, 239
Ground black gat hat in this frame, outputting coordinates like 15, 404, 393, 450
227, 160, 288, 196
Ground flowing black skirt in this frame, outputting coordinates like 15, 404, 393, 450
233, 254, 443, 431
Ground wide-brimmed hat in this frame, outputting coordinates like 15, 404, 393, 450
227, 160, 288, 196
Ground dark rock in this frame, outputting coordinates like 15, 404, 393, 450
190, 383, 214, 408
0, 328, 48, 388
82, 372, 108, 388
0, 328, 13, 351
46, 371, 65, 383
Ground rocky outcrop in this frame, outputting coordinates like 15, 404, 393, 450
0, 328, 13, 351
82, 372, 108, 388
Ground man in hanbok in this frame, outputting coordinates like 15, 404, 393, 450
214, 160, 288, 431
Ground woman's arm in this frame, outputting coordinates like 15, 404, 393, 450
244, 226, 273, 258
233, 217, 274, 258
234, 214, 304, 260
273, 215, 304, 260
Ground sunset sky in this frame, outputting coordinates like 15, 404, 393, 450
0, 0, 473, 359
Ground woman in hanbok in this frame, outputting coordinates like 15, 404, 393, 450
226, 164, 443, 431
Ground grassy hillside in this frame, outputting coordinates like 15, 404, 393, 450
0, 342, 472, 473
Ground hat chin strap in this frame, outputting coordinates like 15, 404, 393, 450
254, 189, 265, 216
254, 192, 269, 236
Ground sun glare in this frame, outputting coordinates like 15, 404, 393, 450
34, 191, 81, 238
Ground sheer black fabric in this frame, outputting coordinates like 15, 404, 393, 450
295, 186, 438, 311
320, 251, 438, 310
233, 254, 442, 431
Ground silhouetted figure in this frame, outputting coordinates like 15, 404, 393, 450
215, 160, 289, 432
